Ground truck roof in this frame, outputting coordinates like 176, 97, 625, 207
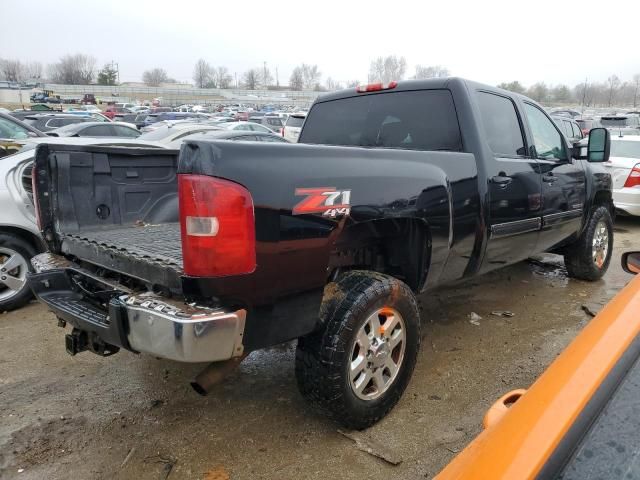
313, 77, 529, 105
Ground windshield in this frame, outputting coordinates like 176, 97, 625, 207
610, 140, 640, 159
265, 117, 283, 126
139, 127, 172, 140
601, 117, 632, 127
49, 123, 80, 136
286, 115, 305, 128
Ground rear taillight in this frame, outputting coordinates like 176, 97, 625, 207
356, 81, 398, 93
31, 165, 42, 230
624, 164, 640, 188
178, 174, 255, 277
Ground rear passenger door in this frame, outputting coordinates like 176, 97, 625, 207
523, 103, 586, 251
476, 91, 542, 271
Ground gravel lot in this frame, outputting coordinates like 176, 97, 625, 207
1, 217, 638, 480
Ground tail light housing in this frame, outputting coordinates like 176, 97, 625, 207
178, 174, 255, 277
624, 164, 640, 188
31, 164, 42, 230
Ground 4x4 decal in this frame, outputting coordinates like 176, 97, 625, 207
293, 187, 351, 218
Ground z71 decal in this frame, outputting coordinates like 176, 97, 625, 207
293, 187, 351, 218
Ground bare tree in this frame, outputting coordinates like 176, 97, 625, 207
261, 67, 274, 88
497, 81, 526, 94
242, 69, 260, 90
23, 61, 43, 80
633, 74, 640, 108
607, 75, 621, 107
301, 64, 321, 90
325, 77, 343, 91
413, 65, 449, 79
214, 66, 232, 89
289, 67, 304, 90
142, 68, 169, 86
193, 59, 212, 88
0, 59, 23, 82
48, 54, 96, 84
526, 82, 549, 103
574, 80, 594, 107
369, 55, 406, 83
551, 84, 572, 103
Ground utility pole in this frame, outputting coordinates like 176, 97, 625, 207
276, 66, 279, 87
581, 77, 588, 112
263, 61, 267, 89
234, 72, 238, 88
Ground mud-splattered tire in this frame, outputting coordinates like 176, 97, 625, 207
564, 206, 613, 281
295, 271, 420, 430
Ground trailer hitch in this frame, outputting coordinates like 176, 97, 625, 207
65, 328, 120, 357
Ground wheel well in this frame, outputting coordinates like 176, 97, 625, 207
0, 226, 45, 254
592, 190, 615, 217
329, 218, 431, 291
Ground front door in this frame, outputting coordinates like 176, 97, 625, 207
476, 91, 543, 272
522, 103, 586, 251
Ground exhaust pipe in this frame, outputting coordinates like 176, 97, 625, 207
191, 354, 248, 396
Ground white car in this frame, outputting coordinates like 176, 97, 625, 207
77, 105, 101, 113
603, 135, 640, 216
0, 137, 167, 312
138, 123, 223, 144
224, 121, 274, 134
115, 102, 137, 111
283, 113, 306, 142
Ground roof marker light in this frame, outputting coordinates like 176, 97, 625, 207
356, 81, 398, 93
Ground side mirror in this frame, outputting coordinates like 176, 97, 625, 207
587, 127, 610, 162
622, 251, 640, 274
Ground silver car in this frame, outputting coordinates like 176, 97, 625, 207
0, 137, 167, 311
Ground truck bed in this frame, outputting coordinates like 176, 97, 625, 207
60, 223, 184, 291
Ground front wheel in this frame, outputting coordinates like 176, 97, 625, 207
295, 271, 420, 430
564, 205, 614, 281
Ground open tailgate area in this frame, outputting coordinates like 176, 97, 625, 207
34, 144, 182, 290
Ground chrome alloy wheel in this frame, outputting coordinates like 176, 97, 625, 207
0, 247, 29, 302
349, 307, 406, 401
592, 220, 609, 269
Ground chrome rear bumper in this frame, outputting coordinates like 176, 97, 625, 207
29, 252, 246, 363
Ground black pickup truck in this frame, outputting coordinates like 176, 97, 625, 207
28, 78, 614, 429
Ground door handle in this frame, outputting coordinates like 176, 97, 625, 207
542, 173, 559, 183
491, 175, 512, 187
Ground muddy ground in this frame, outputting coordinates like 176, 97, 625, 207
1, 217, 639, 480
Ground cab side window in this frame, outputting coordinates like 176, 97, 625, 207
477, 92, 526, 157
524, 104, 567, 161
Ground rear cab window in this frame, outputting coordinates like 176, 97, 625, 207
299, 89, 462, 152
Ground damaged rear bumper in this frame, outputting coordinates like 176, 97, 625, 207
28, 253, 246, 363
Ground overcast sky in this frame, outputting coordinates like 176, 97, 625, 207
2, 0, 639, 87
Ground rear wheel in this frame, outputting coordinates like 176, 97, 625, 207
0, 233, 36, 312
564, 206, 613, 281
295, 271, 420, 429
